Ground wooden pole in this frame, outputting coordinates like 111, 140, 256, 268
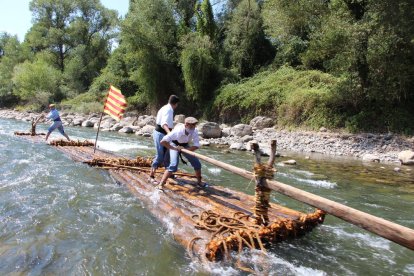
93, 112, 104, 153
181, 148, 414, 250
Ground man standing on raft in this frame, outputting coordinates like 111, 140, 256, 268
156, 117, 206, 189
150, 95, 180, 179
45, 104, 70, 141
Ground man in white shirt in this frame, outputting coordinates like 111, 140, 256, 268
150, 95, 180, 178
157, 117, 205, 189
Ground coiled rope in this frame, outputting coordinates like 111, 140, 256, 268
191, 210, 264, 272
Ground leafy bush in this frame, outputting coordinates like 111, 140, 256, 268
12, 59, 61, 107
61, 91, 103, 114
127, 93, 150, 112
213, 66, 341, 128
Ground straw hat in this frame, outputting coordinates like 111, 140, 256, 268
184, 117, 198, 124
49, 104, 56, 108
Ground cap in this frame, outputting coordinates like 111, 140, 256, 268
49, 104, 56, 108
184, 117, 198, 124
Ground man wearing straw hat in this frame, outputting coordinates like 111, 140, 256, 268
44, 104, 70, 141
156, 116, 206, 189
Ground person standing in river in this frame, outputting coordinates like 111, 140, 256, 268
149, 95, 180, 179
45, 104, 70, 141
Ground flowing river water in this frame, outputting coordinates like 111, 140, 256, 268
0, 118, 413, 275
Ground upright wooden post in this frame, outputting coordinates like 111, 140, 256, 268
30, 114, 43, 136
93, 113, 104, 153
252, 141, 276, 225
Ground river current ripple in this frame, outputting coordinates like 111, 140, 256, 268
0, 118, 413, 275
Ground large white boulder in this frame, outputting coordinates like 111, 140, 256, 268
119, 116, 137, 127
249, 116, 274, 130
362, 153, 380, 163
199, 122, 222, 138
137, 115, 156, 127
174, 114, 185, 124
398, 150, 414, 165
136, 125, 155, 136
119, 126, 134, 133
231, 124, 252, 137
81, 120, 95, 127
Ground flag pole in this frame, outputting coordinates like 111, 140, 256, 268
93, 84, 126, 153
93, 112, 104, 153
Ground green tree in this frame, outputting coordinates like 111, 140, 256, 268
89, 44, 138, 98
121, 0, 180, 109
224, 0, 274, 77
0, 33, 32, 106
195, 0, 217, 40
262, 0, 328, 66
26, 0, 76, 71
300, 0, 414, 132
180, 33, 219, 106
26, 0, 118, 95
12, 58, 62, 109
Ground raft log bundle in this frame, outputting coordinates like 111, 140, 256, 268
14, 135, 326, 265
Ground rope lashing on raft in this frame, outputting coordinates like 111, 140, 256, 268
49, 139, 95, 147
253, 163, 276, 225
190, 210, 264, 267
190, 209, 325, 266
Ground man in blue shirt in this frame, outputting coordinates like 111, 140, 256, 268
45, 104, 70, 141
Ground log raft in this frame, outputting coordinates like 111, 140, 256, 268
14, 135, 325, 263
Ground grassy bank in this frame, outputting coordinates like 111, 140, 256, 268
212, 66, 342, 129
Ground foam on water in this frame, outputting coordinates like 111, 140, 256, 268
295, 178, 337, 188
207, 167, 222, 175
16, 159, 30, 164
277, 172, 337, 188
293, 169, 315, 177
1, 117, 413, 275
404, 264, 414, 274
324, 225, 391, 251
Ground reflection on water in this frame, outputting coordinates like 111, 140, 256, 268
0, 118, 413, 275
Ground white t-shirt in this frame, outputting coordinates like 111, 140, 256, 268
161, 124, 200, 148
155, 104, 174, 129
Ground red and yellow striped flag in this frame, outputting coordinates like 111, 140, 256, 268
104, 85, 127, 121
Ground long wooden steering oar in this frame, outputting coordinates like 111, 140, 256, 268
180, 147, 414, 251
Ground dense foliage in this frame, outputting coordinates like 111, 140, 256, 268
0, 0, 413, 133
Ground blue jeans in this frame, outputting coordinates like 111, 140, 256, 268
48, 121, 65, 135
151, 130, 170, 169
167, 143, 201, 172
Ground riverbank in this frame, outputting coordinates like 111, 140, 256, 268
1, 108, 413, 165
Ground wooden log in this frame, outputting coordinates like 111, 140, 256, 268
181, 148, 414, 250
16, 135, 326, 263
109, 170, 210, 257
84, 162, 197, 178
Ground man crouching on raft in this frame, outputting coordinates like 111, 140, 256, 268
156, 117, 206, 189
44, 104, 70, 141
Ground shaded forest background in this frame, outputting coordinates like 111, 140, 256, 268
0, 0, 413, 134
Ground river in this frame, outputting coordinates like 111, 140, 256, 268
1, 118, 413, 275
